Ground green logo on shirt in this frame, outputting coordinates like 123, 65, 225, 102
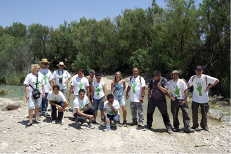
132, 81, 137, 93
54, 97, 58, 103
34, 81, 40, 90
78, 81, 83, 89
96, 86, 100, 96
196, 82, 203, 96
81, 103, 85, 110
43, 73, 48, 85
174, 85, 180, 98
110, 108, 114, 115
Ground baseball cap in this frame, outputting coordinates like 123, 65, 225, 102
196, 65, 203, 71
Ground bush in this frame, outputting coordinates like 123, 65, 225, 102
221, 75, 230, 98
5, 72, 26, 85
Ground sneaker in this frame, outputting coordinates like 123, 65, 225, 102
138, 122, 143, 127
131, 121, 138, 126
202, 126, 209, 131
33, 120, 40, 124
173, 127, 180, 132
167, 128, 173, 134
26, 122, 32, 127
191, 125, 199, 129
52, 120, 56, 124
123, 120, 127, 125
184, 127, 195, 133
115, 123, 119, 130
88, 123, 95, 129
76, 121, 81, 128
45, 113, 50, 117
92, 120, 97, 124
60, 120, 64, 125
100, 120, 104, 126
144, 125, 151, 130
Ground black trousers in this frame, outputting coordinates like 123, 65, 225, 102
73, 108, 95, 123
171, 99, 190, 128
192, 101, 209, 128
51, 101, 64, 121
147, 98, 172, 129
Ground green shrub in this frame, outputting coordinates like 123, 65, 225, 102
5, 72, 26, 85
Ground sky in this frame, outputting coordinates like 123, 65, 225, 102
0, 0, 202, 29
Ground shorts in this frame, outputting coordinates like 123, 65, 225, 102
28, 93, 42, 110
114, 95, 126, 106
93, 96, 105, 111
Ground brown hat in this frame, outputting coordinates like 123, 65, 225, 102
40, 58, 49, 64
57, 62, 65, 67
172, 70, 180, 75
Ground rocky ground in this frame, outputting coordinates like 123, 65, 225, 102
0, 76, 230, 153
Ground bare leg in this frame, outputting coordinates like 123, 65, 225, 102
94, 111, 98, 121
122, 105, 127, 121
101, 111, 104, 119
29, 109, 34, 123
34, 108, 40, 121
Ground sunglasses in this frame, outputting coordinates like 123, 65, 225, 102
42, 63, 49, 65
109, 99, 114, 103
115, 74, 120, 76
59, 65, 64, 67
96, 77, 101, 79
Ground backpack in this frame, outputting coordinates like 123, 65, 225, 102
150, 77, 166, 88
192, 75, 208, 87
130, 76, 142, 84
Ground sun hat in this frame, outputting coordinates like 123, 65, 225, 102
57, 62, 65, 67
172, 70, 180, 75
40, 58, 49, 64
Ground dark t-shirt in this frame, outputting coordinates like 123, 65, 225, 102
148, 77, 167, 100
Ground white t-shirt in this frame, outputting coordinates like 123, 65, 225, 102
47, 91, 66, 103
128, 76, 146, 102
104, 100, 120, 115
24, 73, 44, 94
39, 68, 53, 93
188, 74, 217, 103
71, 75, 89, 95
93, 81, 105, 99
167, 79, 187, 100
72, 96, 89, 115
53, 70, 71, 90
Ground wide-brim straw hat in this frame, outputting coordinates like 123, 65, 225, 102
40, 58, 50, 64
57, 62, 66, 67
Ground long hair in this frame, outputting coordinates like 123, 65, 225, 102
114, 71, 122, 83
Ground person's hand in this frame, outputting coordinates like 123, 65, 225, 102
170, 96, 176, 101
26, 95, 29, 101
91, 100, 94, 105
59, 108, 64, 112
182, 100, 188, 107
49, 88, 52, 91
102, 98, 106, 103
65, 80, 69, 84
126, 93, 129, 100
43, 93, 46, 99
140, 97, 144, 104
105, 117, 109, 123
68, 96, 71, 102
157, 82, 161, 88
57, 105, 63, 111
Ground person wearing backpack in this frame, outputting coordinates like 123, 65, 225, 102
144, 70, 173, 134
187, 65, 219, 131
126, 67, 146, 126
24, 64, 45, 126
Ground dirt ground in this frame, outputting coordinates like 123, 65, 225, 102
0, 76, 231, 153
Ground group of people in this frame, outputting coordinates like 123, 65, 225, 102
24, 58, 219, 133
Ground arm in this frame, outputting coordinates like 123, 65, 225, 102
87, 86, 90, 100
49, 80, 53, 91
91, 86, 94, 105
126, 86, 131, 100
111, 106, 119, 115
123, 80, 126, 91
65, 77, 72, 84
111, 82, 114, 95
103, 83, 107, 102
103, 108, 109, 123
140, 86, 146, 103
76, 108, 93, 119
182, 89, 188, 106
157, 83, 168, 93
205, 79, 219, 92
25, 85, 29, 101
68, 85, 74, 102
148, 88, 151, 100
42, 85, 46, 99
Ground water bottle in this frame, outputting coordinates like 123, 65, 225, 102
106, 119, 110, 131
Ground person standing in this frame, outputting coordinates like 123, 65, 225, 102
111, 71, 127, 125
145, 70, 173, 134
187, 65, 219, 131
126, 67, 146, 126
68, 68, 90, 102
47, 85, 68, 124
167, 70, 194, 133
87, 70, 95, 103
91, 73, 107, 123
24, 64, 45, 126
52, 62, 71, 99
39, 58, 53, 117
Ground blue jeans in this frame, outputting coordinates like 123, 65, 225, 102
102, 114, 120, 123
93, 96, 104, 111
39, 93, 48, 114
